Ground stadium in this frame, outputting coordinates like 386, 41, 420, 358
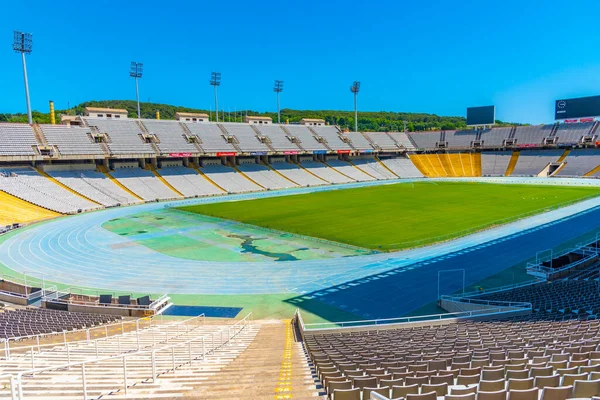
3, 4, 600, 400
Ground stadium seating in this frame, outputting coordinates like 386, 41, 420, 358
0, 123, 38, 156
481, 151, 513, 176
446, 130, 478, 148
141, 120, 198, 154
253, 124, 302, 152
220, 123, 270, 152
0, 307, 120, 339
85, 118, 156, 155
0, 190, 59, 226
110, 165, 181, 200
344, 132, 375, 150
510, 150, 563, 176
40, 125, 105, 155
351, 157, 399, 179
481, 128, 513, 148
409, 131, 441, 149
157, 165, 225, 196
380, 157, 424, 178
364, 132, 402, 151
388, 132, 417, 150
46, 166, 140, 206
284, 125, 328, 151
184, 122, 237, 152
201, 162, 263, 193
556, 149, 600, 177
513, 125, 553, 146
311, 126, 353, 150
300, 159, 355, 183
237, 161, 299, 189
555, 122, 595, 145
268, 159, 329, 186
325, 159, 375, 181
0, 168, 100, 213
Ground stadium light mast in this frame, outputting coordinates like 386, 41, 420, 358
13, 31, 33, 124
210, 72, 221, 123
350, 81, 360, 132
129, 62, 143, 119
273, 80, 283, 124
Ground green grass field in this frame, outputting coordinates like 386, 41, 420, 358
178, 182, 600, 251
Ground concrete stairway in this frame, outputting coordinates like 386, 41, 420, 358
0, 317, 259, 399
190, 320, 323, 399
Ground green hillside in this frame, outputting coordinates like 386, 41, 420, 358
0, 100, 521, 131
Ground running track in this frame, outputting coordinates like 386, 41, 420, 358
0, 177, 599, 297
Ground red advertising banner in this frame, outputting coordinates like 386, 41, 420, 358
580, 117, 594, 123
169, 153, 193, 158
283, 151, 298, 155
518, 144, 538, 148
564, 119, 578, 124
336, 150, 352, 154
216, 152, 237, 157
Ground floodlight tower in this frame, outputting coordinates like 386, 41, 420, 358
129, 62, 143, 119
210, 72, 221, 122
13, 31, 33, 124
273, 80, 284, 124
350, 81, 360, 132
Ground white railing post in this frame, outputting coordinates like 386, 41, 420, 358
151, 351, 157, 383
95, 340, 99, 360
36, 336, 40, 353
4, 339, 9, 360
17, 373, 23, 400
105, 325, 108, 338
86, 329, 90, 344
171, 346, 176, 373
63, 330, 67, 346
152, 328, 155, 346
118, 335, 121, 354
66, 342, 71, 370
202, 337, 206, 360
188, 342, 192, 363
123, 356, 128, 395
121, 320, 125, 334
82, 364, 88, 400
137, 328, 140, 351
10, 375, 16, 400
30, 346, 35, 371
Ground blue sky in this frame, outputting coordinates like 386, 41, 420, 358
2, 0, 600, 124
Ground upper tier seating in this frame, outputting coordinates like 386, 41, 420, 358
85, 119, 156, 155
556, 149, 600, 177
446, 130, 478, 148
511, 150, 563, 176
40, 125, 104, 155
365, 132, 402, 151
325, 159, 374, 181
141, 120, 198, 154
351, 158, 398, 179
388, 132, 416, 150
300, 160, 354, 183
380, 157, 424, 178
184, 123, 236, 152
311, 126, 353, 150
200, 163, 262, 193
111, 166, 181, 200
0, 123, 38, 156
253, 125, 302, 152
47, 167, 140, 206
0, 168, 100, 213
409, 132, 441, 149
344, 132, 374, 150
268, 160, 328, 186
237, 162, 298, 189
284, 125, 328, 151
158, 166, 225, 197
555, 123, 595, 145
0, 308, 121, 339
220, 123, 269, 152
481, 127, 513, 148
513, 125, 553, 146
481, 151, 513, 176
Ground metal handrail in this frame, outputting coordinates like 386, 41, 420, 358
5, 312, 252, 400
3, 313, 205, 357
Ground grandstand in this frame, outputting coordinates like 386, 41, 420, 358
0, 123, 38, 156
141, 119, 199, 154
254, 124, 302, 152
85, 118, 156, 155
184, 122, 237, 153
510, 150, 564, 176
221, 123, 270, 152
284, 125, 329, 151
40, 125, 104, 156
557, 149, 600, 177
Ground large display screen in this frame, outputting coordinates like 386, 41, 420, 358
555, 95, 600, 120
466, 105, 495, 126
